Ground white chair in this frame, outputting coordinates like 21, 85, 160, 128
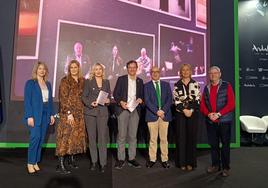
240, 115, 267, 143
261, 116, 268, 128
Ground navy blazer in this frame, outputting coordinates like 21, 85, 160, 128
144, 80, 172, 122
24, 79, 54, 126
113, 75, 144, 116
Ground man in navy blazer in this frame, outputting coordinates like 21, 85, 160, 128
144, 66, 172, 168
113, 60, 144, 169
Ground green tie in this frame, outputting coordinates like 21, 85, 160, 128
155, 81, 161, 109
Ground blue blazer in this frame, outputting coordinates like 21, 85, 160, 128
24, 79, 54, 126
144, 80, 172, 122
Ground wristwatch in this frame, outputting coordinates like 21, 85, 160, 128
217, 112, 221, 117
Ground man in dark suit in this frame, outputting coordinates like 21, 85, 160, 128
113, 60, 144, 169
144, 66, 172, 168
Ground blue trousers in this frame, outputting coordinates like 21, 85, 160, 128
28, 104, 49, 164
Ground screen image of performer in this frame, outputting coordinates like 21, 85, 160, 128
56, 60, 87, 174
162, 42, 182, 77
173, 63, 201, 171
136, 47, 152, 81
23, 62, 55, 174
113, 60, 144, 169
64, 42, 91, 78
144, 66, 172, 169
82, 63, 111, 173
200, 66, 235, 177
107, 45, 125, 90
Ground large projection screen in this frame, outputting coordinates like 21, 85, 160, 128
7, 0, 210, 146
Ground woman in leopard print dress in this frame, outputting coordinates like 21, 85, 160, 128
56, 60, 87, 174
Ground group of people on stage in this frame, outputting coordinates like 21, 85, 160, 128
24, 59, 235, 177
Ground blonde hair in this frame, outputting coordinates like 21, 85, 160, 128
67, 60, 82, 78
179, 63, 192, 78
31, 61, 49, 81
88, 63, 105, 80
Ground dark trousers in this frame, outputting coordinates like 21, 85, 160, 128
28, 104, 49, 164
206, 122, 231, 170
174, 112, 198, 168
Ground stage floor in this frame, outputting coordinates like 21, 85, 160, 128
0, 147, 267, 188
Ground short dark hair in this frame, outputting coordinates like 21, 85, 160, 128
126, 60, 138, 68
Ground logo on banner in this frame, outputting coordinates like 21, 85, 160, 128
258, 68, 268, 72
259, 84, 268, 87
252, 44, 268, 55
243, 83, 256, 87
261, 76, 268, 80
246, 67, 255, 72
245, 76, 258, 80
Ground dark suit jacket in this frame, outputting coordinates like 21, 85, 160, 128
144, 80, 172, 122
113, 75, 144, 116
82, 78, 111, 117
24, 79, 54, 125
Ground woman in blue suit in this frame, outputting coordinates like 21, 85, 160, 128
24, 62, 55, 174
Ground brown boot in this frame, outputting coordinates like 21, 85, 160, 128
186, 165, 193, 171
206, 166, 220, 173
222, 169, 230, 177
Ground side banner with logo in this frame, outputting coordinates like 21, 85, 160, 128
239, 0, 268, 116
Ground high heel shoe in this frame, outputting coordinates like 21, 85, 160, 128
33, 163, 40, 171
27, 164, 36, 174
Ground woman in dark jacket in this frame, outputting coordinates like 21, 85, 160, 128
82, 63, 111, 172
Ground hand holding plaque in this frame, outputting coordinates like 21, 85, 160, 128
96, 90, 109, 106
127, 98, 139, 112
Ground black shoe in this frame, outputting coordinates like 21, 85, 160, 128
161, 161, 170, 168
127, 159, 141, 168
90, 162, 97, 171
68, 155, 79, 169
146, 161, 156, 168
115, 160, 125, 169
100, 165, 106, 173
56, 156, 71, 175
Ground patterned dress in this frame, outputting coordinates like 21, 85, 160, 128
172, 78, 201, 168
56, 76, 87, 156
